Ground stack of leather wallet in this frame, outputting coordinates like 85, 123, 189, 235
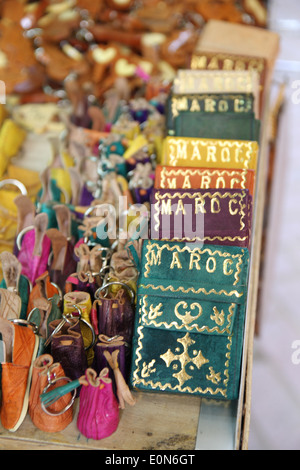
130, 50, 267, 401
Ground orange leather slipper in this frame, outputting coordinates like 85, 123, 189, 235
0, 317, 39, 432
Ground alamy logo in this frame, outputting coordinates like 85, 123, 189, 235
291, 80, 300, 105
291, 340, 300, 365
94, 196, 205, 243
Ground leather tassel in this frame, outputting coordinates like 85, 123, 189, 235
103, 349, 135, 409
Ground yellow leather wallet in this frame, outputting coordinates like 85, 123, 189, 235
162, 136, 259, 171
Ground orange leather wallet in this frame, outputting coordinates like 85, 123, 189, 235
154, 165, 256, 197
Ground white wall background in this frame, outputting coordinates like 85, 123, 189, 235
249, 0, 300, 450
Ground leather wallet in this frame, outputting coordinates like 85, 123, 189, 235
173, 69, 260, 117
194, 20, 279, 73
150, 188, 252, 248
190, 51, 267, 115
130, 239, 250, 400
174, 111, 261, 141
154, 165, 256, 197
166, 92, 255, 136
162, 136, 259, 171
190, 51, 267, 78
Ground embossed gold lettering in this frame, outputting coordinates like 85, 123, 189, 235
207, 146, 217, 162
170, 252, 182, 269
215, 176, 226, 188
166, 177, 176, 189
218, 100, 229, 112
175, 199, 186, 215
229, 198, 239, 215
176, 141, 188, 161
235, 147, 244, 164
230, 177, 241, 188
221, 147, 230, 162
235, 59, 246, 71
223, 58, 234, 70
201, 175, 211, 189
191, 55, 206, 69
234, 98, 245, 112
223, 258, 234, 276
182, 175, 191, 188
190, 98, 201, 112
191, 141, 202, 161
206, 256, 217, 273
211, 197, 221, 214
176, 97, 188, 111
161, 198, 172, 215
204, 98, 216, 112
207, 57, 219, 70
189, 252, 201, 270
195, 196, 206, 214
148, 249, 162, 267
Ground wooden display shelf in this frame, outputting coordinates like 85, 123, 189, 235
0, 391, 201, 450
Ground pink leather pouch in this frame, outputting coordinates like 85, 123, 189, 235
77, 368, 119, 440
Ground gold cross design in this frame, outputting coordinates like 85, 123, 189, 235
160, 333, 209, 387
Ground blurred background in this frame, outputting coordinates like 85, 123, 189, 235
249, 0, 300, 450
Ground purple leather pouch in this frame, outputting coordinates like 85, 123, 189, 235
150, 187, 252, 248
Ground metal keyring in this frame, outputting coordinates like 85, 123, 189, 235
48, 282, 63, 304
44, 313, 74, 348
94, 281, 136, 304
41, 376, 76, 416
0, 178, 27, 195
81, 316, 96, 350
71, 304, 96, 351
9, 318, 39, 334
16, 225, 35, 250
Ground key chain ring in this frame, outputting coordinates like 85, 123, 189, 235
9, 318, 39, 334
41, 376, 76, 416
16, 225, 35, 250
44, 313, 75, 347
71, 304, 96, 351
0, 178, 27, 195
94, 281, 136, 304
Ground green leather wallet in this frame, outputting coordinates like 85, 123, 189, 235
166, 93, 255, 136
174, 111, 261, 141
130, 240, 250, 400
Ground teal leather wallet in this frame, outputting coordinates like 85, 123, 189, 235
130, 240, 250, 400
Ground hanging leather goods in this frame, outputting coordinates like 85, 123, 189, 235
46, 228, 77, 293
65, 244, 112, 300
92, 281, 135, 346
93, 334, 127, 383
16, 212, 52, 285
107, 247, 139, 297
0, 250, 32, 320
26, 271, 62, 317
78, 203, 117, 249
